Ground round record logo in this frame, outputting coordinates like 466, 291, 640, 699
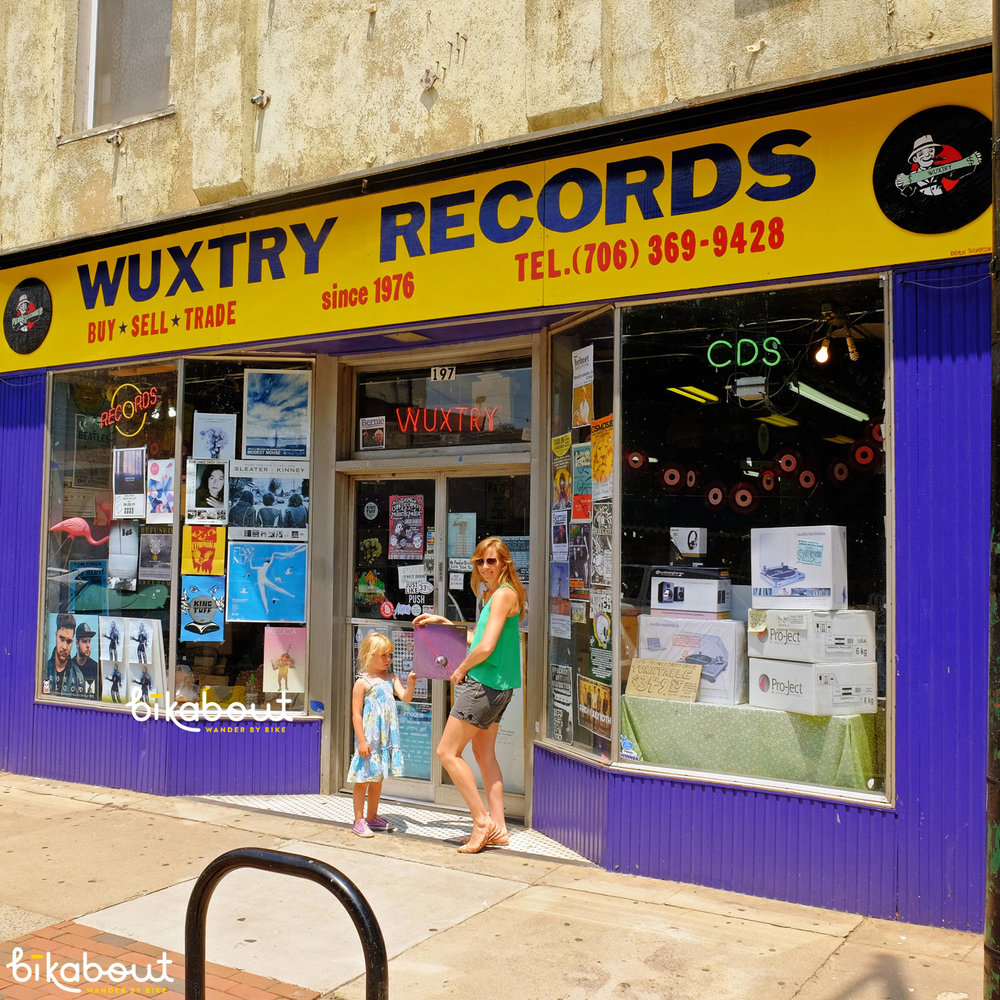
758, 674, 770, 693
4, 278, 53, 355
872, 105, 991, 234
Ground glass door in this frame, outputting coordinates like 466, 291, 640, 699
348, 472, 530, 808
440, 475, 530, 808
350, 478, 437, 798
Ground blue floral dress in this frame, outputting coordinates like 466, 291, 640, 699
347, 674, 404, 782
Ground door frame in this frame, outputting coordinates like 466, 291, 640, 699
344, 466, 531, 816
325, 331, 551, 825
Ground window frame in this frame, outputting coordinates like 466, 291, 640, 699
74, 0, 174, 133
36, 355, 317, 719
540, 275, 896, 808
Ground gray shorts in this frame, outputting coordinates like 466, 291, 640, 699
450, 678, 514, 730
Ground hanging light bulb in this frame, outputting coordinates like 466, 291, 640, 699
846, 335, 859, 361
815, 338, 831, 364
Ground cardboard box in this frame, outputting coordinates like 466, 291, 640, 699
637, 614, 747, 705
650, 566, 731, 615
748, 657, 876, 715
751, 525, 848, 609
747, 609, 876, 662
652, 609, 731, 620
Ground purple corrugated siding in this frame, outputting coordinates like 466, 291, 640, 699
0, 373, 322, 796
536, 259, 989, 929
165, 719, 321, 795
23, 703, 322, 794
892, 260, 990, 928
29, 703, 168, 791
603, 776, 898, 914
532, 747, 609, 866
0, 373, 47, 774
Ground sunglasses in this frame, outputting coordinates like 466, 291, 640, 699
473, 556, 499, 566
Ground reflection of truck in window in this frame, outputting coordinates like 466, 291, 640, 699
621, 563, 655, 611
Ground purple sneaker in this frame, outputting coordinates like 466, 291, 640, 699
352, 818, 374, 838
367, 815, 392, 831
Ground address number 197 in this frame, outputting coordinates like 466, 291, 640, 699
430, 366, 456, 381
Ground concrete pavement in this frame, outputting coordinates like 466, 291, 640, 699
0, 771, 984, 1000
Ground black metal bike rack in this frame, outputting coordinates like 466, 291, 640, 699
184, 847, 389, 1000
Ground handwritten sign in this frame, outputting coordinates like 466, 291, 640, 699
625, 657, 702, 702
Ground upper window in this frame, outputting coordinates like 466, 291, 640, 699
76, 0, 173, 130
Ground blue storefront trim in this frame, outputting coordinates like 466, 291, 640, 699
535, 258, 991, 930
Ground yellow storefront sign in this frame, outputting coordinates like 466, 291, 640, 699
0, 74, 990, 373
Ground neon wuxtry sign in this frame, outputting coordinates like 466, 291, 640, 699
395, 406, 500, 433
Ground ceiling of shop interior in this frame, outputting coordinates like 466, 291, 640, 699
264, 308, 579, 358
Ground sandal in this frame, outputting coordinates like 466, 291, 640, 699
461, 826, 509, 847
486, 828, 509, 847
457, 821, 497, 854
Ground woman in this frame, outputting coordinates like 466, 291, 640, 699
194, 464, 226, 510
414, 536, 526, 854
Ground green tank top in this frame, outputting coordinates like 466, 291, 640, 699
467, 584, 522, 691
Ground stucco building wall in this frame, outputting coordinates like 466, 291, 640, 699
0, 0, 990, 250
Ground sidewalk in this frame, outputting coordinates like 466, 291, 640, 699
0, 771, 984, 1000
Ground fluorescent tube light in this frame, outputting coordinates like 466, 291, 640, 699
789, 381, 868, 422
756, 414, 799, 427
668, 387, 710, 403
680, 386, 719, 402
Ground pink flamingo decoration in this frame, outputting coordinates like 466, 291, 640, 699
49, 518, 112, 546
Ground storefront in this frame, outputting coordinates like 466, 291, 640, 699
0, 50, 990, 929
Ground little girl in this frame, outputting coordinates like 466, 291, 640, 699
347, 632, 417, 837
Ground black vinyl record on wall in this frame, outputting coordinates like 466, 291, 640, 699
661, 464, 685, 491
705, 482, 726, 508
728, 481, 759, 513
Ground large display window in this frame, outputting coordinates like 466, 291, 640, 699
40, 358, 313, 714
546, 279, 889, 796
